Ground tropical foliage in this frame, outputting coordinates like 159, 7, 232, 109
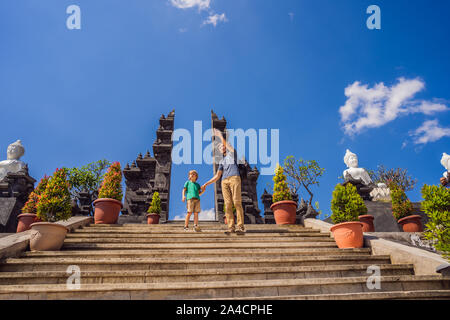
21, 176, 50, 214
147, 192, 161, 215
98, 162, 123, 201
283, 156, 325, 205
272, 164, 293, 203
421, 185, 450, 260
36, 169, 72, 222
390, 182, 413, 220
331, 184, 367, 224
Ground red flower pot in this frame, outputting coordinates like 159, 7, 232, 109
359, 215, 375, 232
398, 215, 423, 232
270, 200, 297, 225
17, 213, 40, 233
93, 198, 122, 224
330, 221, 364, 249
146, 214, 160, 224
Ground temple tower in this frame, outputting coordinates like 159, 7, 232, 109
122, 110, 175, 223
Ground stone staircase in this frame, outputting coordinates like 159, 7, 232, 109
0, 222, 449, 300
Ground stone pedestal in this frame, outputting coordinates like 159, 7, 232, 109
0, 166, 35, 233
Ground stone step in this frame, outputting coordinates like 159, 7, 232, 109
67, 231, 328, 238
20, 248, 372, 259
61, 241, 339, 250
0, 255, 392, 272
0, 264, 414, 285
62, 237, 336, 244
85, 224, 309, 230
211, 290, 450, 300
0, 275, 447, 299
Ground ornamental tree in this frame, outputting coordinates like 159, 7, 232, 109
368, 165, 417, 191
272, 164, 293, 203
331, 183, 367, 224
147, 192, 161, 215
421, 185, 450, 260
283, 156, 325, 205
36, 169, 72, 222
390, 182, 413, 220
98, 162, 123, 201
21, 175, 50, 214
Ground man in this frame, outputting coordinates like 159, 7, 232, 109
201, 129, 245, 234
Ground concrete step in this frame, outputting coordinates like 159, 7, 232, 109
0, 275, 448, 299
19, 248, 372, 259
0, 264, 414, 285
62, 237, 336, 244
85, 224, 309, 230
61, 241, 339, 250
67, 232, 329, 238
212, 290, 450, 300
0, 255, 392, 272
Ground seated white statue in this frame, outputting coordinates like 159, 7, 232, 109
343, 149, 373, 186
0, 140, 26, 181
441, 153, 450, 180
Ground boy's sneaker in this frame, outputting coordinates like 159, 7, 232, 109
236, 226, 246, 234
225, 227, 235, 234
184, 226, 189, 232
193, 225, 201, 232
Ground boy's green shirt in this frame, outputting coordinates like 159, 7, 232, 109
184, 180, 201, 200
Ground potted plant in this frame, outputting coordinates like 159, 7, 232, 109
270, 164, 297, 225
66, 159, 111, 216
421, 184, 449, 261
30, 168, 72, 251
146, 192, 161, 224
390, 182, 421, 232
17, 176, 49, 232
93, 162, 123, 224
330, 184, 366, 248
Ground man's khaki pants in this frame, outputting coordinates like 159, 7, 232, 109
221, 175, 244, 230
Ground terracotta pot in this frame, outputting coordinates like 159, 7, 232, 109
330, 221, 364, 249
359, 215, 375, 232
93, 198, 123, 224
16, 213, 39, 233
146, 213, 160, 224
270, 200, 297, 225
398, 215, 423, 232
29, 222, 68, 251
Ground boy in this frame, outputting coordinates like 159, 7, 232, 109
182, 170, 204, 232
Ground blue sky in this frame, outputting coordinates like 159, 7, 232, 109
1, 0, 449, 220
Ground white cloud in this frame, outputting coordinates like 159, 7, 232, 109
203, 13, 227, 27
172, 208, 216, 221
411, 119, 450, 144
170, 0, 211, 10
339, 78, 448, 135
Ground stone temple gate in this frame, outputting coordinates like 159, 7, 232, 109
121, 109, 280, 224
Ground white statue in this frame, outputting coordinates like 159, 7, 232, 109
343, 149, 373, 186
441, 153, 450, 180
0, 140, 26, 181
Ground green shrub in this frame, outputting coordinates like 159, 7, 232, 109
272, 164, 292, 203
36, 169, 72, 222
331, 184, 367, 224
390, 182, 413, 220
98, 162, 123, 201
147, 192, 161, 215
421, 184, 450, 260
21, 176, 50, 214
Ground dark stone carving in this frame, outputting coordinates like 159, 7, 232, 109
343, 177, 375, 201
261, 189, 310, 224
211, 110, 263, 224
0, 165, 35, 233
121, 110, 175, 223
